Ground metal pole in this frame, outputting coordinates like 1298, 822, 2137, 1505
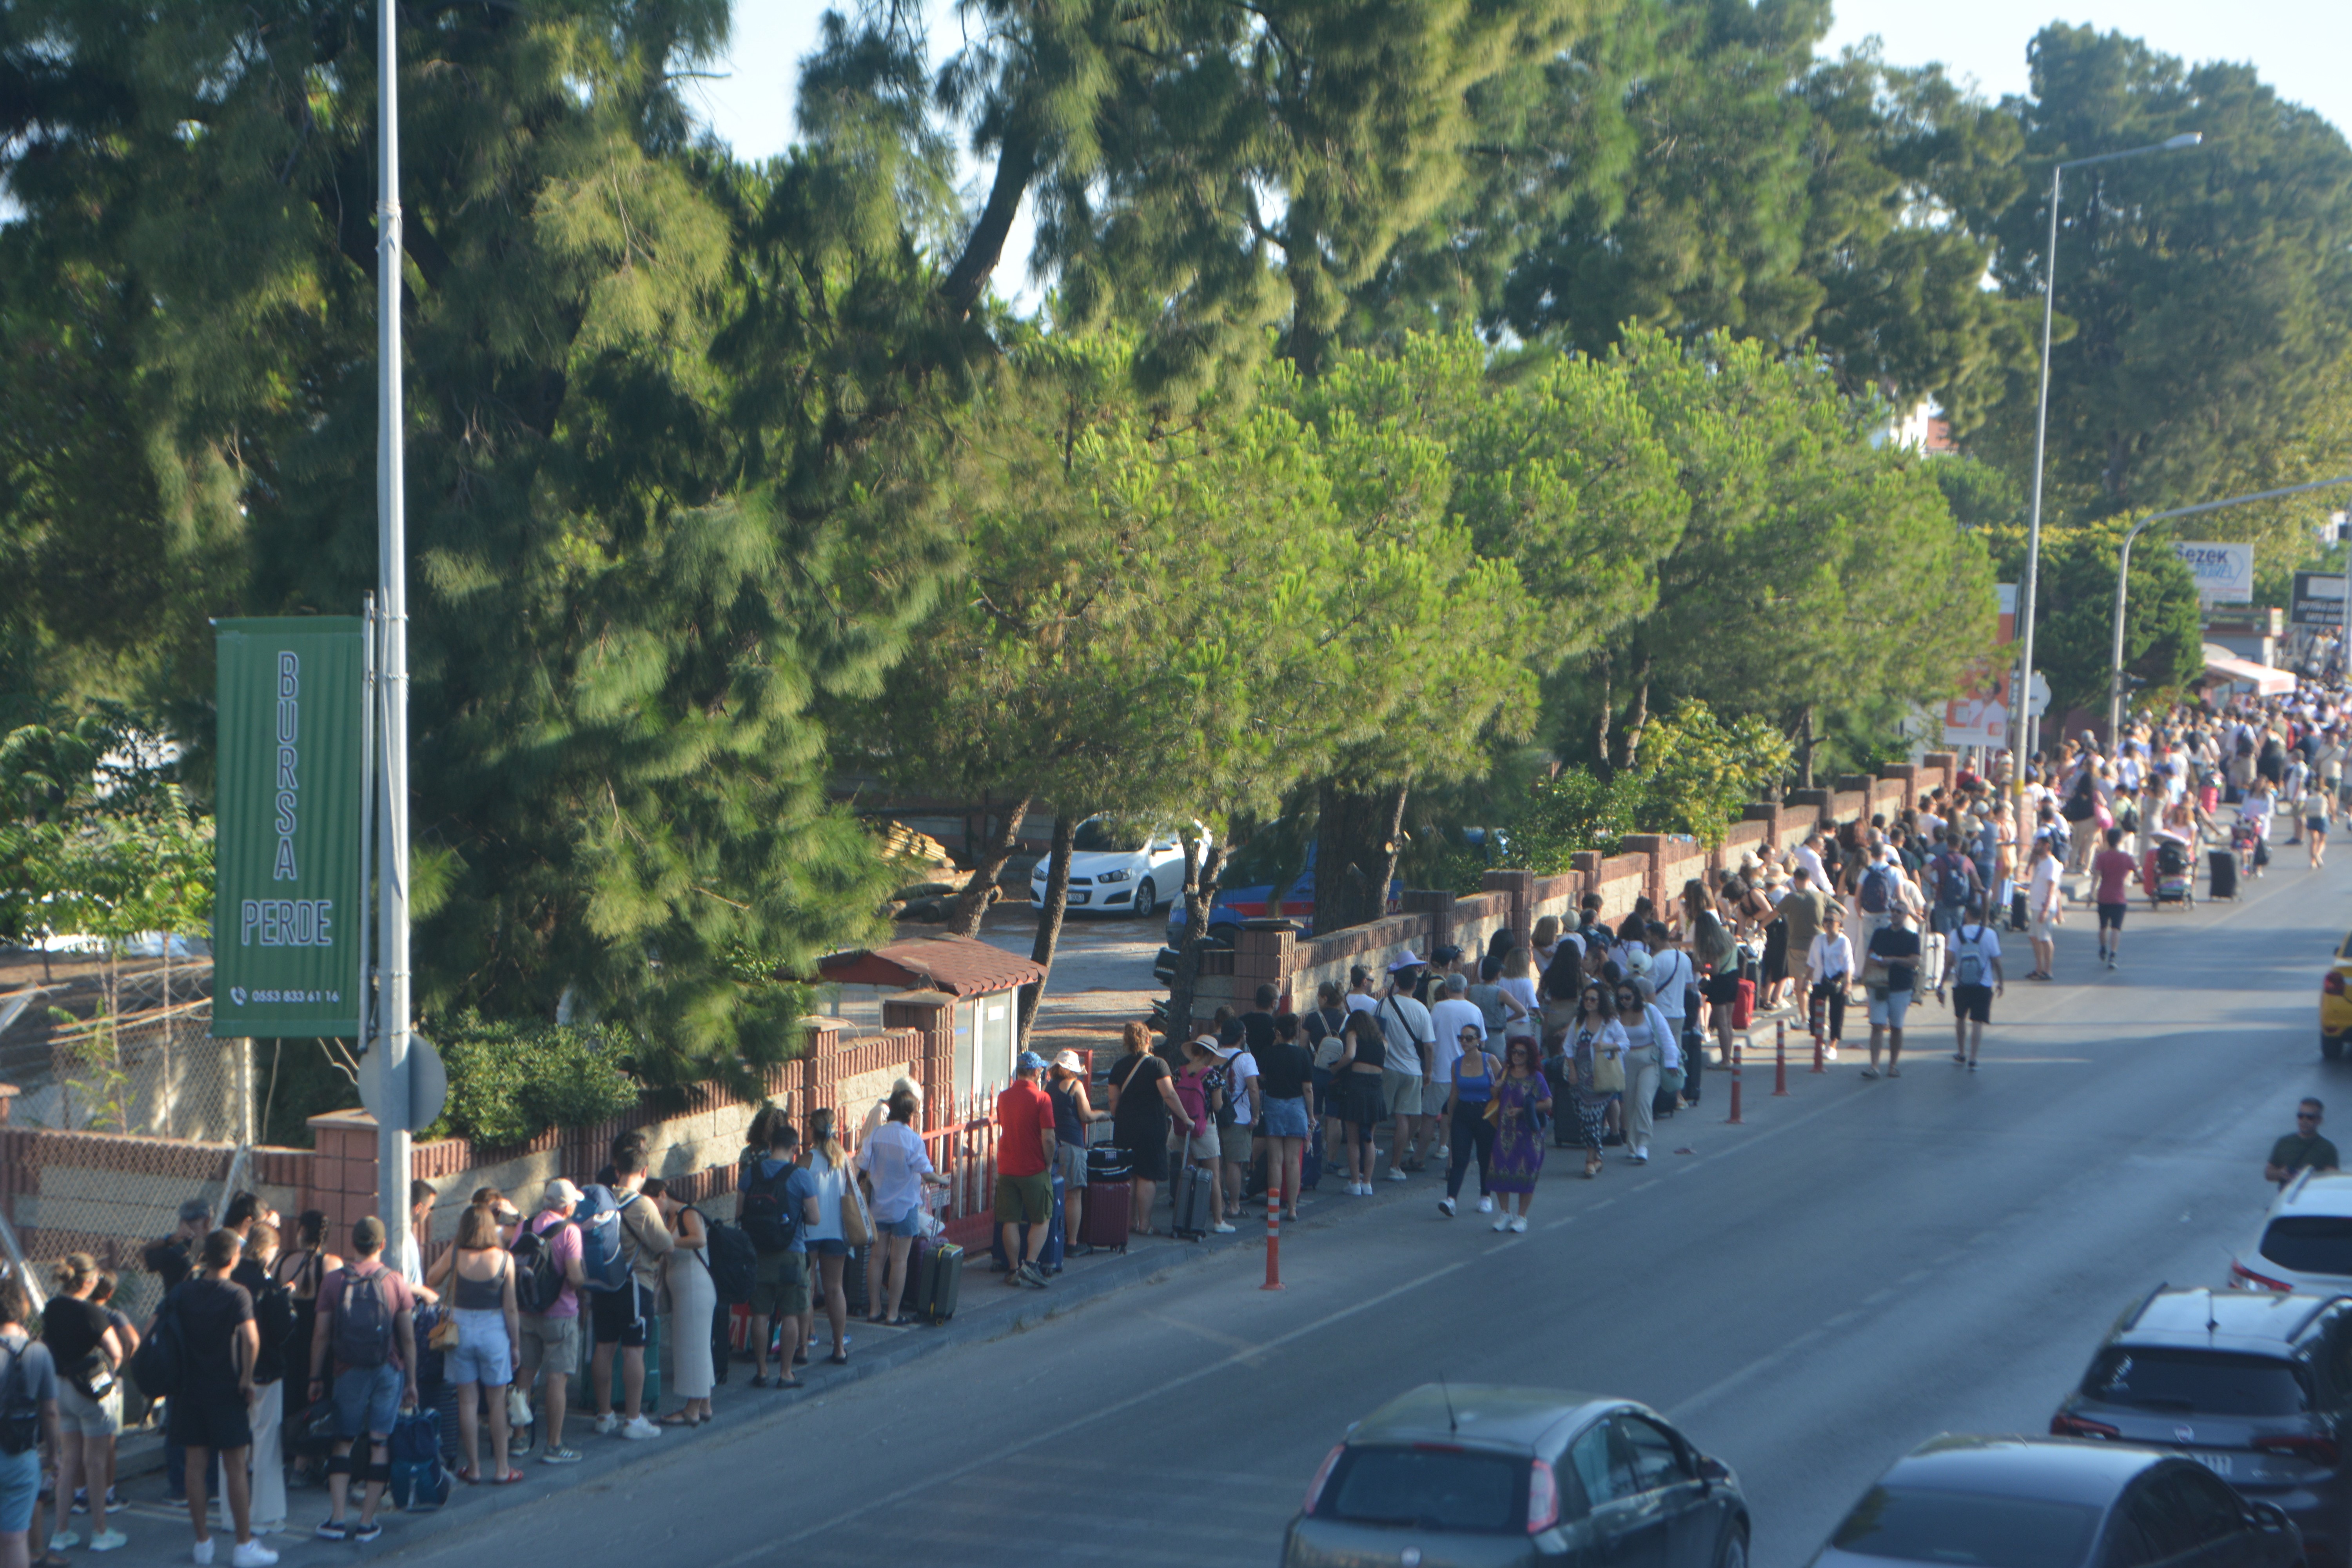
375, 0, 413, 1267
2012, 160, 2062, 837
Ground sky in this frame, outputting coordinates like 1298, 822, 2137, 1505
684, 0, 2352, 295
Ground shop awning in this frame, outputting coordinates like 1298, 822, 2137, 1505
2201, 642, 2295, 696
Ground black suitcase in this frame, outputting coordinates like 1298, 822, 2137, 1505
1085, 1145, 1132, 1182
2209, 848, 2240, 900
909, 1239, 962, 1323
2009, 889, 2028, 931
1682, 1023, 1704, 1106
842, 1243, 870, 1318
1172, 1159, 1217, 1240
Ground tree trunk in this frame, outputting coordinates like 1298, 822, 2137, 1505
1593, 652, 1614, 779
940, 125, 1041, 317
1016, 813, 1076, 1037
1796, 706, 1818, 790
1618, 655, 1654, 773
942, 793, 1034, 937
1314, 780, 1410, 935
1163, 833, 1228, 1054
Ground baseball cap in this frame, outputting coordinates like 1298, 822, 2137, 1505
352, 1214, 387, 1253
1016, 1050, 1050, 1073
177, 1199, 213, 1226
541, 1178, 584, 1213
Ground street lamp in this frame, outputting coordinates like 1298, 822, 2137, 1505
2108, 474, 2352, 737
2011, 131, 2201, 816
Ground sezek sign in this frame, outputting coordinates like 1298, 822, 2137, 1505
2171, 540, 2256, 605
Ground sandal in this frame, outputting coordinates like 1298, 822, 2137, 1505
775, 1375, 804, 1389
658, 1412, 696, 1426
828, 1349, 849, 1365
455, 1465, 481, 1485
490, 1470, 526, 1485
886, 1315, 918, 1328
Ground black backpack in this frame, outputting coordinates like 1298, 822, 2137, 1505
702, 1212, 755, 1304
0, 1340, 37, 1457
129, 1289, 186, 1399
510, 1221, 568, 1315
740, 1160, 801, 1252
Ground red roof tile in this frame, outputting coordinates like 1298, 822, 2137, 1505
817, 935, 1045, 997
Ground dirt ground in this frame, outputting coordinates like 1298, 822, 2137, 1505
955, 900, 1164, 1059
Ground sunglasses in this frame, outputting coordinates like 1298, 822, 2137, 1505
2301, 1112, 2323, 1121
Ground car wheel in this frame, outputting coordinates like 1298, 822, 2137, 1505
1132, 878, 1158, 920
1716, 1523, 1749, 1568
2326, 1032, 2345, 1063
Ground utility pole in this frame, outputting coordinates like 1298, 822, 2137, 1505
375, 0, 413, 1265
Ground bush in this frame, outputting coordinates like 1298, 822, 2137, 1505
427, 1012, 643, 1148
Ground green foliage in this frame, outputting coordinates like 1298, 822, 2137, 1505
1634, 702, 1795, 845
427, 1013, 644, 1151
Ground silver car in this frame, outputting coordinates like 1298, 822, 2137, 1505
1281, 1384, 1750, 1568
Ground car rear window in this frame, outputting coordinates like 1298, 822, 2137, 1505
1317, 1445, 1525, 1534
1830, 1487, 2100, 1568
2260, 1215, 2352, 1276
2080, 1347, 2309, 1415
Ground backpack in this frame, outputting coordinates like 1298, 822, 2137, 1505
575, 1184, 632, 1292
1953, 925, 1991, 989
1858, 864, 1894, 915
330, 1265, 396, 1370
511, 1220, 568, 1314
1934, 853, 1971, 908
738, 1161, 801, 1254
0, 1339, 41, 1457
128, 1289, 185, 1399
704, 1214, 757, 1304
250, 1268, 298, 1369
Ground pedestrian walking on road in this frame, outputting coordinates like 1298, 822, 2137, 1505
1808, 906, 1854, 1058
514, 1182, 585, 1465
858, 1090, 947, 1321
1946, 902, 2005, 1071
442, 1204, 521, 1484
2309, 789, 2332, 869
1438, 1025, 1499, 1218
2090, 827, 2138, 969
1862, 907, 1922, 1080
2026, 834, 2062, 980
2266, 1099, 2340, 1186
1486, 1038, 1553, 1231
1107, 1022, 1179, 1232
1569, 984, 1628, 1178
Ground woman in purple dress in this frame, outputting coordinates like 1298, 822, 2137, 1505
1485, 1037, 1553, 1233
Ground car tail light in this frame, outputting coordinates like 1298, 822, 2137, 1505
2052, 1414, 2120, 1440
2255, 1434, 2341, 1466
2327, 973, 2346, 996
1527, 1459, 1560, 1534
1303, 1444, 1345, 1514
2231, 1259, 2297, 1292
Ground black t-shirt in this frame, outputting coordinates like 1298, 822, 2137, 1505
1238, 1011, 1276, 1054
1868, 927, 1923, 993
170, 1276, 255, 1396
1110, 1054, 1171, 1142
40, 1296, 109, 1373
1256, 1041, 1314, 1101
1302, 1006, 1347, 1047
232, 1257, 288, 1385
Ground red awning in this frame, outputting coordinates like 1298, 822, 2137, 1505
816, 934, 1046, 997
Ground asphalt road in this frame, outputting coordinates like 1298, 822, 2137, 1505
374, 851, 2344, 1568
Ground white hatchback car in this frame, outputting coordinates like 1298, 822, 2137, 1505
2230, 1169, 2352, 1293
1029, 815, 1194, 920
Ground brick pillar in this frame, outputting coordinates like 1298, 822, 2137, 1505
800, 1022, 840, 1120
307, 1110, 383, 1239
0, 1082, 17, 1123
1234, 919, 1298, 1012
1785, 788, 1831, 828
1922, 752, 1957, 795
1481, 869, 1535, 947
883, 991, 957, 1131
1402, 889, 1455, 963
1618, 835, 1670, 914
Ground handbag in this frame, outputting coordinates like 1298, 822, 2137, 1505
506, 1385, 532, 1430
840, 1167, 873, 1248
1583, 1030, 1626, 1094
427, 1312, 459, 1354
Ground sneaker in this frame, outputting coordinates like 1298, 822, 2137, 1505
1510, 1216, 1528, 1234
1634, 1147, 1650, 1163
1016, 1260, 1051, 1287
51, 1532, 80, 1552
87, 1531, 127, 1553
1475, 1195, 1494, 1214
594, 1411, 621, 1436
1385, 1168, 1408, 1183
232, 1541, 281, 1568
1824, 1046, 1839, 1062
1492, 1216, 1511, 1232
1435, 1145, 1450, 1161
313, 1523, 352, 1543
1210, 1222, 1236, 1235
192, 1541, 214, 1566
351, 1522, 383, 1544
621, 1415, 663, 1441
540, 1446, 583, 1465
1437, 1198, 1455, 1217
71, 1491, 87, 1516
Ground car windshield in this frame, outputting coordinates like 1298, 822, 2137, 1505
1073, 817, 1156, 855
1318, 1446, 1524, 1534
1829, 1486, 2100, 1568
2080, 1347, 2309, 1415
2260, 1215, 2352, 1277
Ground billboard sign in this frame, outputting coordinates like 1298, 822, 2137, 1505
2291, 571, 2345, 629
2172, 540, 2256, 604
1943, 584, 2016, 748
212, 618, 366, 1038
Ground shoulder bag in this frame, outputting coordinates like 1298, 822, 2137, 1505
839, 1156, 874, 1248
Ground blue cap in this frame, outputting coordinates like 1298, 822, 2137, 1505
1017, 1051, 1050, 1073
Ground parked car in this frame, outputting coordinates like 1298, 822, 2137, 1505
1030, 815, 1196, 920
1281, 1384, 1749, 1568
2323, 929, 2352, 1060
2051, 1285, 2351, 1566
1161, 841, 1403, 949
1810, 1434, 2300, 1568
2229, 1170, 2352, 1295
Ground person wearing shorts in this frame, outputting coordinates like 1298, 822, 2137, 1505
0, 1278, 57, 1568
740, 1119, 815, 1390
588, 1148, 673, 1436
310, 1216, 416, 1545
1945, 906, 2005, 1072
1047, 1050, 1101, 1255
2309, 791, 2331, 870
1863, 908, 1922, 1080
515, 1181, 586, 1465
995, 1051, 1061, 1286
2089, 827, 2138, 971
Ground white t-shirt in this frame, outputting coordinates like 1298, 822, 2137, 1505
1344, 992, 1379, 1015
1428, 998, 1486, 1079
1808, 932, 1853, 982
1226, 1050, 1260, 1125
1497, 974, 1540, 1021
1646, 949, 1692, 1019
1794, 844, 1828, 887
2029, 856, 2062, 916
1948, 923, 2002, 985
1374, 993, 1434, 1078
855, 1122, 935, 1224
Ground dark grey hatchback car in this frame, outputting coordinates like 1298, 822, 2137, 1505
2051, 1287, 2352, 1566
1281, 1385, 1749, 1568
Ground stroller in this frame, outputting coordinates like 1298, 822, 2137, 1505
2231, 819, 2269, 880
2145, 833, 2194, 909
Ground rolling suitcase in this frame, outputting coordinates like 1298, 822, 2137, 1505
2209, 848, 2239, 900
1172, 1156, 1216, 1240
1079, 1179, 1131, 1252
909, 1238, 962, 1323
1917, 932, 1946, 994
1086, 1145, 1133, 1181
1730, 978, 1755, 1030
2009, 888, 2028, 931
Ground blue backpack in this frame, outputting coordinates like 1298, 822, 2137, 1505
386, 1406, 449, 1510
575, 1184, 631, 1293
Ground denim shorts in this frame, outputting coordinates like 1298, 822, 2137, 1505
1260, 1096, 1310, 1138
876, 1210, 923, 1240
333, 1362, 403, 1441
0, 1448, 34, 1534
809, 1238, 849, 1258
445, 1308, 513, 1386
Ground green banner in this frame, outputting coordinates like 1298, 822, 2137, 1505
212, 618, 366, 1038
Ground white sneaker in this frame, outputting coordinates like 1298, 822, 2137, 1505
1385, 1168, 1409, 1183
1492, 1215, 1512, 1232
1210, 1222, 1236, 1234
1510, 1215, 1528, 1234
1634, 1147, 1650, 1163
594, 1411, 620, 1435
1476, 1195, 1494, 1214
1435, 1145, 1450, 1161
621, 1415, 663, 1441
232, 1541, 281, 1568
1438, 1198, 1455, 1217
192, 1543, 215, 1567
50, 1533, 80, 1552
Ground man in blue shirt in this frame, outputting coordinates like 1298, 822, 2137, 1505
740, 1120, 821, 1389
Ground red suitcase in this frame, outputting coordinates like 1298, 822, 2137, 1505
1078, 1180, 1131, 1252
1730, 978, 1755, 1030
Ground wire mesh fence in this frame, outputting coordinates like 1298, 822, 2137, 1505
15, 1006, 255, 1143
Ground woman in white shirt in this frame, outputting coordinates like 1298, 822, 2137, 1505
1610, 977, 1677, 1165
854, 1092, 947, 1327
1497, 946, 1541, 1033
1807, 905, 1855, 1056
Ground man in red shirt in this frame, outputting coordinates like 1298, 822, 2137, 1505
2090, 826, 2140, 971
995, 1052, 1058, 1289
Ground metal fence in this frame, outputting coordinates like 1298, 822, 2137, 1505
16, 1005, 255, 1144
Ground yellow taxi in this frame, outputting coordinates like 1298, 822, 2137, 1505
2325, 931, 2352, 1060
